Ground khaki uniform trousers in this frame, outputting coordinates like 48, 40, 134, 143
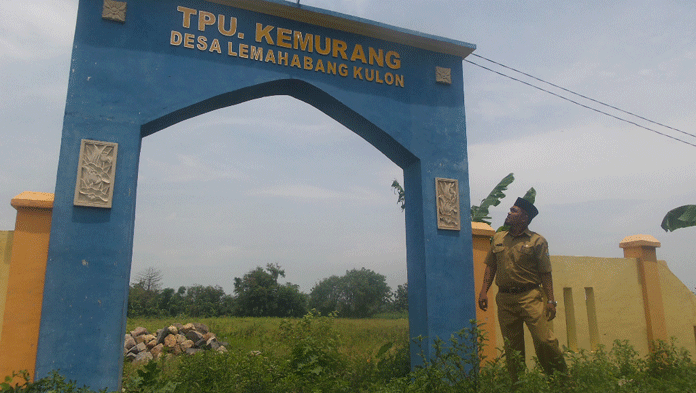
496, 287, 567, 378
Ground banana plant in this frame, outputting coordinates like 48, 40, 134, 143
470, 173, 515, 224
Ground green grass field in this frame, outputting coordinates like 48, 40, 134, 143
6, 315, 696, 392
126, 315, 410, 357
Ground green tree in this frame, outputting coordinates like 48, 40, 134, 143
127, 267, 164, 317
391, 283, 408, 312
183, 284, 233, 317
156, 287, 183, 316
310, 268, 391, 318
127, 283, 160, 317
233, 264, 307, 317
661, 205, 696, 232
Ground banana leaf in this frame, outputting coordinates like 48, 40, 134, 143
391, 180, 405, 211
522, 187, 536, 204
470, 173, 515, 224
661, 205, 696, 232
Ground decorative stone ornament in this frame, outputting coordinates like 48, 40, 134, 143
102, 0, 127, 23
74, 139, 118, 208
435, 66, 452, 85
436, 178, 460, 230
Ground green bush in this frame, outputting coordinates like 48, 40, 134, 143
1, 371, 110, 393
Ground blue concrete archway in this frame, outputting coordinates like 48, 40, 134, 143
36, 0, 477, 389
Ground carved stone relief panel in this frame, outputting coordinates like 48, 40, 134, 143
102, 0, 127, 23
436, 178, 460, 230
74, 140, 118, 208
435, 66, 452, 85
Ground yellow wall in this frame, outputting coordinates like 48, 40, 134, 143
550, 256, 650, 355
657, 260, 696, 353
0, 231, 14, 342
0, 192, 53, 383
472, 222, 498, 363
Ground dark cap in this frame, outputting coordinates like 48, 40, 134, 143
514, 197, 538, 221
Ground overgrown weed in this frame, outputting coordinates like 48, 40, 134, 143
5, 316, 696, 392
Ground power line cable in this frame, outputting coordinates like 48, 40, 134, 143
464, 59, 696, 148
470, 53, 696, 141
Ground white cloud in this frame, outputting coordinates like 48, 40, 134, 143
0, 1, 77, 62
249, 184, 382, 202
139, 154, 248, 183
469, 121, 696, 206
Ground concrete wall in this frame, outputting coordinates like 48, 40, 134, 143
0, 231, 13, 342
658, 260, 696, 353
548, 256, 651, 355
0, 192, 53, 383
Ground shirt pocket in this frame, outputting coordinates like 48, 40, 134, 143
514, 243, 535, 266
517, 244, 534, 255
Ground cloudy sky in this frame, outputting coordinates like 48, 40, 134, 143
1, 0, 694, 296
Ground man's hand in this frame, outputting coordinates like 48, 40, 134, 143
545, 302, 557, 321
478, 292, 488, 311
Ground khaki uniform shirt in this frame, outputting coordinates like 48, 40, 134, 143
483, 229, 552, 288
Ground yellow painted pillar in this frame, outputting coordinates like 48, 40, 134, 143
0, 192, 53, 382
619, 234, 666, 349
471, 222, 497, 363
0, 231, 14, 342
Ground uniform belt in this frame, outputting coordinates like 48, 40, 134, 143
498, 284, 539, 294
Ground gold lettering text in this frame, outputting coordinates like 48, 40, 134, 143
350, 44, 367, 63
183, 33, 195, 49
218, 15, 237, 36
386, 51, 401, 70
332, 40, 348, 60
375, 70, 384, 84
239, 43, 249, 58
277, 28, 292, 48
170, 30, 182, 45
198, 11, 215, 32
395, 74, 404, 87
294, 32, 313, 52
227, 42, 237, 56
209, 38, 221, 53
315, 36, 331, 55
327, 61, 337, 75
196, 35, 208, 51
304, 56, 313, 70
255, 24, 274, 45
250, 46, 263, 61
290, 54, 301, 68
177, 6, 196, 29
265, 50, 276, 64
368, 47, 384, 67
278, 51, 288, 66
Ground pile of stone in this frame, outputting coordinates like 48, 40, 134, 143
124, 322, 228, 364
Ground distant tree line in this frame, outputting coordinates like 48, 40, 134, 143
128, 264, 408, 319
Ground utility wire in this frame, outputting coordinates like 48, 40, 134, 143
470, 53, 696, 141
464, 59, 696, 148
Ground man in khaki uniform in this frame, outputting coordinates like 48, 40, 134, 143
478, 197, 567, 381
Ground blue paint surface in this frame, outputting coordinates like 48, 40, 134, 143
36, 0, 477, 389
